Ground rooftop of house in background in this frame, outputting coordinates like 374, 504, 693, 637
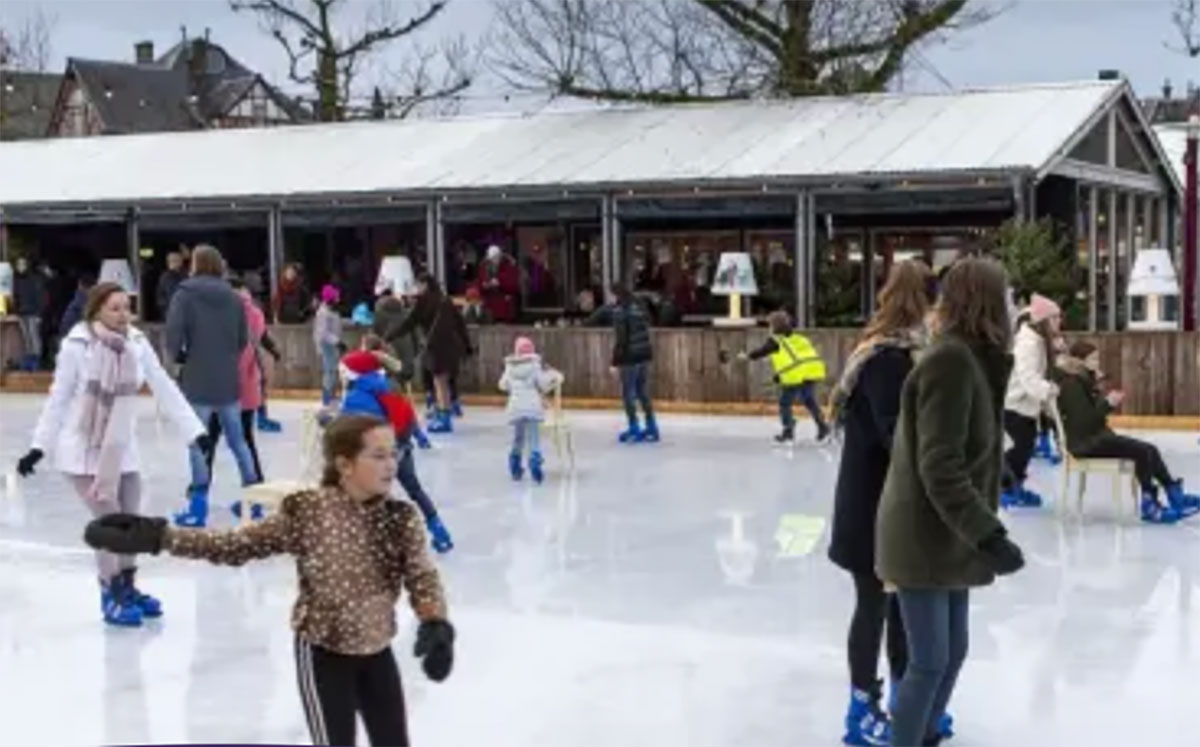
0, 71, 60, 141
0, 78, 1176, 210
41, 33, 307, 138
1141, 80, 1200, 124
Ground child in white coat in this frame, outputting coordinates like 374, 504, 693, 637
1002, 293, 1061, 509
15, 282, 206, 627
499, 336, 563, 484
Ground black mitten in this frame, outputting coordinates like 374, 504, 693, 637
978, 530, 1024, 575
413, 619, 455, 682
16, 448, 43, 477
84, 514, 168, 555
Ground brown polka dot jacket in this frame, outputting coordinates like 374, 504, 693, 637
164, 487, 448, 656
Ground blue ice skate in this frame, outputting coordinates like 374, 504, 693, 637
426, 515, 454, 554
427, 410, 453, 434
173, 485, 210, 528
101, 575, 143, 627
1141, 489, 1183, 525
1034, 430, 1062, 465
1165, 480, 1200, 518
256, 409, 282, 433
1001, 482, 1043, 509
529, 451, 545, 484
639, 414, 660, 443
120, 568, 162, 619
413, 427, 432, 450
509, 451, 524, 481
230, 500, 266, 522
451, 400, 463, 418
618, 423, 643, 444
843, 686, 889, 746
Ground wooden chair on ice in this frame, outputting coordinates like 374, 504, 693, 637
238, 405, 327, 526
1051, 403, 1139, 523
545, 383, 575, 474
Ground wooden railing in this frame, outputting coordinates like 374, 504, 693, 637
4, 319, 1198, 416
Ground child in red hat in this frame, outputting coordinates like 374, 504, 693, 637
340, 349, 453, 553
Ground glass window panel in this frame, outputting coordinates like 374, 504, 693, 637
625, 231, 740, 321
516, 225, 567, 311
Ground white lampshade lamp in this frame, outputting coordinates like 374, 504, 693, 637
1127, 248, 1180, 331
100, 259, 138, 294
375, 255, 416, 296
710, 251, 758, 327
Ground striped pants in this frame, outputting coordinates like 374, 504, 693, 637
294, 636, 409, 746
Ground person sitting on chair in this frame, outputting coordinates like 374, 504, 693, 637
1055, 341, 1199, 524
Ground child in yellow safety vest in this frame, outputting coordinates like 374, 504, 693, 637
739, 310, 830, 444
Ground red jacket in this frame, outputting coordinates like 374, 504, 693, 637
477, 258, 520, 322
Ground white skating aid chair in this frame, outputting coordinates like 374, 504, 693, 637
1051, 403, 1138, 523
238, 405, 327, 526
545, 383, 575, 473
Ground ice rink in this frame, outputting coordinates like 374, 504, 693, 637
1, 393, 1198, 746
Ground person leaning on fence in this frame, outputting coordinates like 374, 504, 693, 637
738, 310, 830, 445
1054, 341, 1200, 524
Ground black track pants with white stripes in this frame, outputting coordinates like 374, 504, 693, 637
294, 635, 409, 746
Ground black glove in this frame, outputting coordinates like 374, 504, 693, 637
978, 530, 1024, 576
193, 433, 213, 454
413, 619, 455, 682
83, 514, 168, 555
16, 448, 43, 477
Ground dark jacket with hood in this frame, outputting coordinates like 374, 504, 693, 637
274, 277, 312, 324
165, 275, 248, 405
156, 269, 186, 318
875, 335, 1012, 589
394, 289, 472, 376
13, 269, 45, 316
1053, 354, 1115, 455
373, 296, 420, 378
587, 297, 654, 367
828, 345, 917, 575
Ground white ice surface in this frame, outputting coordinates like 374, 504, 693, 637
0, 393, 1197, 746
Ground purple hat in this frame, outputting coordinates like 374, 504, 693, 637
321, 284, 340, 304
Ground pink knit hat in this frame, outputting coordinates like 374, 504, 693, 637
1028, 293, 1061, 324
321, 284, 340, 304
514, 336, 536, 356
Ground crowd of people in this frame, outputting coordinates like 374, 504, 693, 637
9, 239, 1200, 745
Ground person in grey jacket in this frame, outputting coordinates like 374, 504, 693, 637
313, 284, 345, 405
164, 245, 261, 528
12, 257, 47, 371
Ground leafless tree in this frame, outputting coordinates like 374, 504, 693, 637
1170, 0, 1199, 56
229, 0, 471, 121
0, 10, 55, 72
491, 0, 998, 104
379, 33, 479, 118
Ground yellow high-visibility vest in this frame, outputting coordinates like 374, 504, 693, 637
769, 333, 826, 386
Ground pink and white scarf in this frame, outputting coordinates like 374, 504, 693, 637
77, 323, 140, 506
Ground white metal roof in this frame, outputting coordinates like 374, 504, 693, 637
1152, 123, 1194, 195
0, 80, 1130, 208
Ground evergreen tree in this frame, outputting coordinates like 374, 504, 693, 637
993, 218, 1085, 329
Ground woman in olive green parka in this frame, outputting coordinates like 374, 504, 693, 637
875, 257, 1026, 747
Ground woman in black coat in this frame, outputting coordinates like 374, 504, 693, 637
394, 274, 471, 433
826, 260, 935, 746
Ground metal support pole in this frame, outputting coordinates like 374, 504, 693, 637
1142, 195, 1155, 249
267, 206, 283, 305
1012, 176, 1026, 223
794, 191, 808, 327
126, 208, 142, 314
1183, 115, 1199, 331
609, 198, 622, 285
424, 201, 437, 279
601, 195, 613, 288
0, 209, 8, 261
432, 201, 445, 285
1106, 189, 1117, 331
1088, 185, 1098, 332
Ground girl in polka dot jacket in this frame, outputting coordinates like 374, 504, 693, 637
82, 414, 454, 747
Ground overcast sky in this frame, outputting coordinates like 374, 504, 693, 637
1, 0, 1195, 112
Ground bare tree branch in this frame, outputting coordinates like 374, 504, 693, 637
1169, 0, 1200, 56
491, 0, 998, 103
0, 9, 56, 72
229, 0, 461, 121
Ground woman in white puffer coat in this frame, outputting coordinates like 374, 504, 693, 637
499, 336, 563, 485
1001, 293, 1061, 509
15, 282, 206, 627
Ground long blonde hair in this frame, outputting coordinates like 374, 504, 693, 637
858, 260, 933, 347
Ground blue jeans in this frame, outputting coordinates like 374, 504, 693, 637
619, 363, 654, 427
395, 443, 437, 522
319, 342, 339, 403
188, 402, 260, 489
511, 418, 541, 457
779, 382, 826, 433
892, 588, 970, 747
